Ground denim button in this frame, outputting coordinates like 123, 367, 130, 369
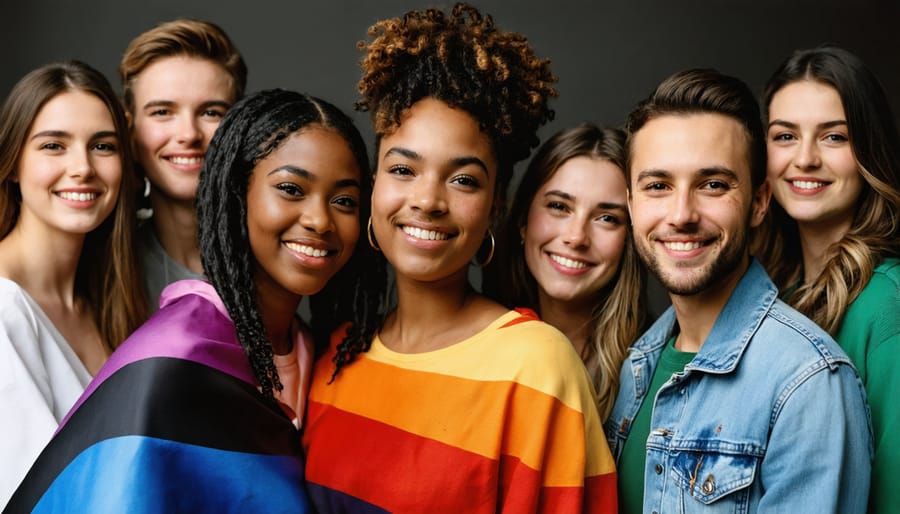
702, 475, 716, 495
655, 464, 663, 474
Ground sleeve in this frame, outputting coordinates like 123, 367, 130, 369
757, 362, 872, 513
865, 327, 900, 513
0, 297, 59, 508
497, 323, 618, 514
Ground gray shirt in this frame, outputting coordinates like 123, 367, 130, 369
138, 222, 204, 313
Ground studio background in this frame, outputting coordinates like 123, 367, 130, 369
3, 0, 898, 314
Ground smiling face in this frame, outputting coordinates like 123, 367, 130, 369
246, 126, 362, 304
523, 156, 628, 311
371, 98, 497, 285
15, 90, 122, 237
629, 113, 769, 297
131, 56, 234, 204
766, 80, 863, 238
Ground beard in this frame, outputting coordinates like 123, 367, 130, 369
634, 218, 749, 297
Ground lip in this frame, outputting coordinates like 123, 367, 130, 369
53, 188, 103, 209
163, 153, 205, 172
785, 176, 831, 195
546, 251, 594, 276
283, 240, 337, 268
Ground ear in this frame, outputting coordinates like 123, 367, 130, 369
125, 109, 133, 128
749, 179, 772, 228
626, 188, 634, 224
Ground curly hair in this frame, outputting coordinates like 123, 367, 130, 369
330, 2, 557, 379
494, 124, 648, 420
0, 61, 147, 351
197, 89, 384, 399
356, 2, 556, 194
753, 46, 900, 333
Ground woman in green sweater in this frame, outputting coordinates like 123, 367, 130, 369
755, 45, 900, 513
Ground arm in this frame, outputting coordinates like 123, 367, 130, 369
758, 362, 872, 512
865, 333, 899, 513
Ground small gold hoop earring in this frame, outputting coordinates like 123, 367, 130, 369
473, 229, 495, 268
367, 217, 381, 252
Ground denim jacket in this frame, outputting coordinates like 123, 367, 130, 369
605, 260, 872, 513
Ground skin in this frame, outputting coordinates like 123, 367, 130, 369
766, 80, 863, 283
522, 156, 628, 356
371, 98, 507, 353
0, 90, 124, 374
628, 113, 770, 352
130, 56, 235, 273
246, 126, 362, 354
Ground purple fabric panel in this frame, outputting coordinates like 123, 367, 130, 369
58, 280, 253, 430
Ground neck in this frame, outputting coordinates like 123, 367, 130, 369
668, 256, 749, 353
150, 193, 203, 274
255, 282, 302, 356
384, 268, 477, 353
797, 218, 852, 284
0, 216, 85, 307
538, 294, 595, 358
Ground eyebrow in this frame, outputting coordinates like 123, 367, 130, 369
141, 99, 231, 110
31, 130, 118, 141
544, 190, 626, 210
635, 167, 739, 182
268, 165, 361, 189
768, 119, 848, 130
383, 146, 490, 175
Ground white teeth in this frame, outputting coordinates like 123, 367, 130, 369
664, 241, 702, 251
550, 254, 588, 269
792, 180, 826, 190
58, 192, 98, 202
402, 226, 449, 241
169, 156, 203, 165
285, 242, 329, 257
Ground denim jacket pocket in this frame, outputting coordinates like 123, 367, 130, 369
670, 450, 758, 509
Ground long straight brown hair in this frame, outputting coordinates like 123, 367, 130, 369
0, 61, 148, 351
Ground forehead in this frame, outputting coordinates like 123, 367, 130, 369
768, 80, 845, 122
539, 156, 626, 203
31, 90, 114, 133
257, 127, 361, 180
379, 98, 495, 167
132, 55, 235, 102
630, 113, 751, 182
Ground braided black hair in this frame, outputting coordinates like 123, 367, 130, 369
197, 89, 385, 398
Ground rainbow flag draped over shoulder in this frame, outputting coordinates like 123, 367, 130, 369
4, 280, 310, 514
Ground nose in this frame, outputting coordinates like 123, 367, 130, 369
669, 189, 699, 228
792, 139, 822, 170
410, 176, 447, 216
562, 216, 590, 248
300, 197, 336, 234
68, 147, 95, 180
175, 115, 203, 146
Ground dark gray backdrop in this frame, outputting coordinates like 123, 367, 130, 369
4, 0, 898, 314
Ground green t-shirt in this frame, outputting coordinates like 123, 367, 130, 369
618, 337, 696, 514
833, 257, 900, 514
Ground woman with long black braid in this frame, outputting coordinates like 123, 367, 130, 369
5, 89, 381, 514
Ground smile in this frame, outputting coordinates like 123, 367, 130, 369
790, 180, 828, 190
663, 241, 703, 251
549, 253, 590, 269
402, 226, 450, 241
285, 242, 331, 257
56, 191, 98, 201
166, 156, 203, 165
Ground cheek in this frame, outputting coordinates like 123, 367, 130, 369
595, 228, 627, 264
133, 121, 167, 153
200, 120, 222, 148
766, 147, 789, 178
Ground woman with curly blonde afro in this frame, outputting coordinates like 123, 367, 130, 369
302, 4, 618, 513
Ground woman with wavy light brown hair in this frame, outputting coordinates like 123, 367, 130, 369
0, 60, 146, 506
495, 124, 648, 422
301, 5, 618, 513
754, 45, 900, 513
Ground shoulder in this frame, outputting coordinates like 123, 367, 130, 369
0, 278, 41, 334
752, 298, 854, 370
838, 257, 900, 353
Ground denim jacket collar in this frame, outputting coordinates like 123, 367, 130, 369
632, 259, 777, 375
